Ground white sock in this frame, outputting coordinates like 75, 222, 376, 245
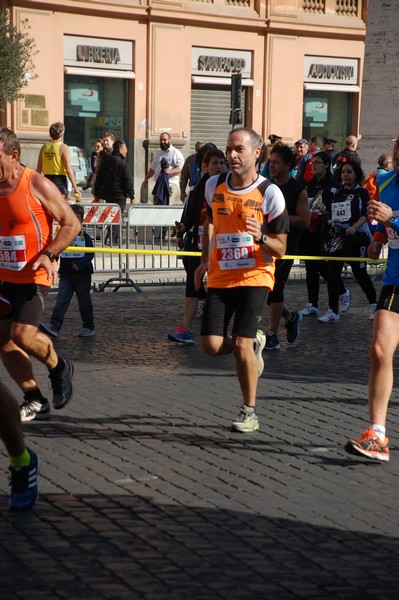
370, 424, 386, 441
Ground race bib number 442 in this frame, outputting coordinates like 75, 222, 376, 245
216, 232, 255, 270
0, 235, 27, 271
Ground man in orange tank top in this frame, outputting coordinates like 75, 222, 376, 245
0, 128, 80, 504
194, 127, 289, 433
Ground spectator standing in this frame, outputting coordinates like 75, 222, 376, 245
293, 138, 309, 174
40, 204, 95, 339
194, 127, 289, 433
37, 122, 81, 201
323, 136, 339, 162
82, 139, 103, 193
296, 135, 323, 186
144, 133, 184, 205
333, 135, 362, 174
319, 160, 377, 323
93, 139, 135, 243
298, 151, 349, 317
180, 140, 205, 202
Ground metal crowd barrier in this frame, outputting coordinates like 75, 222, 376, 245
74, 202, 386, 293
79, 204, 185, 292
78, 202, 126, 291
122, 204, 185, 292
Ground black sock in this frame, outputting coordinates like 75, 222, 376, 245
24, 388, 44, 402
50, 357, 64, 374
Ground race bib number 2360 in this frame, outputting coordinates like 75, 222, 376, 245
216, 232, 255, 270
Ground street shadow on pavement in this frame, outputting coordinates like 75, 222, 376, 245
1, 493, 398, 600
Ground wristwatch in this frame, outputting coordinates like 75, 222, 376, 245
40, 250, 58, 262
258, 233, 268, 245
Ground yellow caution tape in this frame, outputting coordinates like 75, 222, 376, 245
64, 246, 387, 263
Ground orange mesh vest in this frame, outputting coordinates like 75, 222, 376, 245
207, 174, 277, 289
0, 167, 53, 285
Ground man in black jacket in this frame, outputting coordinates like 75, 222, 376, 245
94, 140, 135, 243
94, 139, 135, 211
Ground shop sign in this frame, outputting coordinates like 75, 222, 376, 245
76, 45, 121, 65
64, 35, 133, 71
304, 56, 358, 85
192, 47, 251, 79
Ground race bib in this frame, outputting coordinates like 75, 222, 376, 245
196, 226, 204, 250
60, 233, 85, 258
331, 200, 351, 222
0, 235, 27, 271
216, 232, 255, 270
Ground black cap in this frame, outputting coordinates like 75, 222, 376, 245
324, 137, 337, 144
268, 134, 282, 143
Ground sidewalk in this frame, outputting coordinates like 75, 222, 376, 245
1, 280, 398, 599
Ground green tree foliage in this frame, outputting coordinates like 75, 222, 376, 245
0, 8, 37, 110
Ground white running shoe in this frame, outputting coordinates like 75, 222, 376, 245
318, 309, 340, 323
369, 303, 377, 320
299, 304, 319, 317
254, 329, 266, 377
339, 289, 351, 313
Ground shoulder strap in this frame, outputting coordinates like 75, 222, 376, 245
378, 172, 396, 195
256, 178, 273, 195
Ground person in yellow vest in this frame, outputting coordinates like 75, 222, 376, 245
37, 122, 81, 201
194, 127, 289, 433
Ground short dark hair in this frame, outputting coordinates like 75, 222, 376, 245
113, 139, 126, 153
197, 142, 217, 166
70, 203, 84, 222
0, 127, 21, 156
269, 144, 296, 170
313, 151, 331, 168
229, 127, 263, 150
203, 148, 225, 166
310, 135, 323, 148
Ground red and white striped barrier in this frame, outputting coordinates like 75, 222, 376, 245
83, 204, 121, 224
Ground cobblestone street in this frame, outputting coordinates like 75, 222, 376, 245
1, 280, 398, 599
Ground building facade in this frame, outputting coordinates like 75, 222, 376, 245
2, 0, 367, 196
359, 0, 397, 174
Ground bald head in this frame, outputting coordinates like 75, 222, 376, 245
345, 135, 358, 151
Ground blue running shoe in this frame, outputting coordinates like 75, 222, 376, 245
168, 327, 195, 345
9, 448, 40, 511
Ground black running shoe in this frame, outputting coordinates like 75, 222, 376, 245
9, 448, 40, 511
285, 311, 302, 343
49, 357, 74, 410
20, 397, 51, 422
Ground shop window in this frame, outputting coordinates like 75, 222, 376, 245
64, 74, 127, 155
302, 89, 352, 149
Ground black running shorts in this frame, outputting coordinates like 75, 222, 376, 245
0, 282, 49, 326
201, 287, 268, 338
376, 285, 399, 314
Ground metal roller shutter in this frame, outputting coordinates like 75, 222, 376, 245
190, 86, 246, 152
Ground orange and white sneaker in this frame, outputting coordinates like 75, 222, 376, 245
345, 427, 390, 462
